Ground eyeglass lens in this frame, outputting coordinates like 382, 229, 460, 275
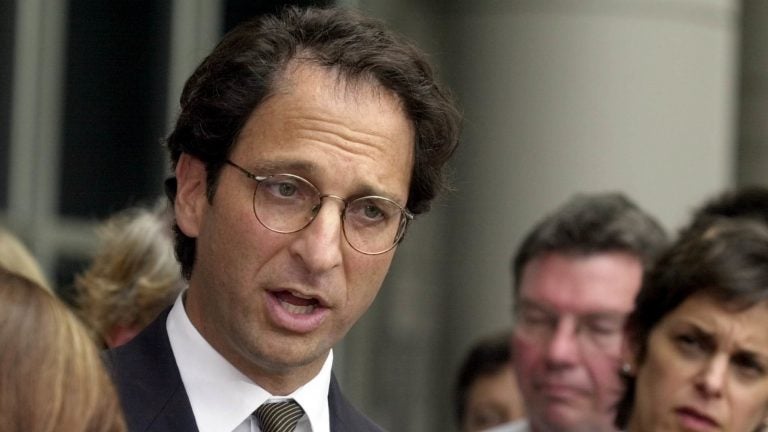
252, 174, 406, 254
514, 302, 625, 353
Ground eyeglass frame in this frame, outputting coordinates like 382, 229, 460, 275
513, 298, 628, 353
224, 159, 414, 255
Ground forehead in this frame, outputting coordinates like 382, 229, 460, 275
519, 252, 643, 314
230, 62, 415, 199
661, 294, 768, 352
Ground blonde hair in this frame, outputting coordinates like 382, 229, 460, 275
75, 201, 182, 345
0, 268, 126, 432
0, 227, 51, 292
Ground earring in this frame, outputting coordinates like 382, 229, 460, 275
621, 362, 632, 375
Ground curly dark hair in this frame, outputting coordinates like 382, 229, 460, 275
615, 219, 768, 429
165, 6, 461, 278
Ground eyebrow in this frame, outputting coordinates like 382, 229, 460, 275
735, 350, 768, 367
248, 159, 317, 176
672, 319, 768, 357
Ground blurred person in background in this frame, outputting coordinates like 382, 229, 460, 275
455, 330, 525, 432
0, 226, 51, 292
616, 219, 768, 432
75, 200, 183, 348
492, 192, 667, 432
0, 266, 126, 432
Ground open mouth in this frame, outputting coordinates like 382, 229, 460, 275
264, 288, 330, 333
273, 290, 321, 315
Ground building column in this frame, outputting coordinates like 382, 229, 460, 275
738, 1, 768, 185
340, 1, 739, 431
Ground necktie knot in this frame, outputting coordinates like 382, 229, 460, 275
255, 400, 305, 432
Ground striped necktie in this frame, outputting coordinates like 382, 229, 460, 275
255, 400, 305, 432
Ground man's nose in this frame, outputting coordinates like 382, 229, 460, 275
289, 197, 345, 273
545, 318, 581, 366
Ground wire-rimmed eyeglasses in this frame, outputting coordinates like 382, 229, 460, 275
225, 160, 413, 255
514, 299, 626, 353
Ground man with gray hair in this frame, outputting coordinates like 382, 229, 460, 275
491, 193, 667, 432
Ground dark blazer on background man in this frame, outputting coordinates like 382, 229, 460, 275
106, 308, 384, 432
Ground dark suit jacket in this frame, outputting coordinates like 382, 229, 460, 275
106, 308, 384, 432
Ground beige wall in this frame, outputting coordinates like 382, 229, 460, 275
739, 1, 768, 185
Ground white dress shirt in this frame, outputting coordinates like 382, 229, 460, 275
166, 293, 332, 432
484, 419, 529, 432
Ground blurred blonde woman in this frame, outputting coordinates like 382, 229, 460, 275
0, 226, 51, 292
75, 200, 183, 347
0, 267, 126, 432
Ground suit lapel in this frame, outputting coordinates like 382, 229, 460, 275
107, 308, 199, 432
109, 310, 383, 432
328, 374, 384, 432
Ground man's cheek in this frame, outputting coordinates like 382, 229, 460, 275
589, 358, 625, 402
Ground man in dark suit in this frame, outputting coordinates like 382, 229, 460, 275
107, 6, 460, 432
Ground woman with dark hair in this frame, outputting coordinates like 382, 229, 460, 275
455, 330, 525, 431
617, 219, 768, 432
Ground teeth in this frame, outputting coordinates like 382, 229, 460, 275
280, 301, 316, 315
290, 291, 312, 300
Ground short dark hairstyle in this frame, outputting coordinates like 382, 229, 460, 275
511, 192, 668, 297
683, 185, 768, 236
455, 330, 512, 428
615, 219, 768, 428
166, 6, 461, 279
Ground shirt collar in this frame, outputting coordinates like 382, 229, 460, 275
166, 292, 332, 432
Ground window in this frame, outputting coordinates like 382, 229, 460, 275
0, 0, 15, 210
60, 0, 171, 218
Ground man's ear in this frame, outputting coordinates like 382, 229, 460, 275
174, 153, 208, 238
